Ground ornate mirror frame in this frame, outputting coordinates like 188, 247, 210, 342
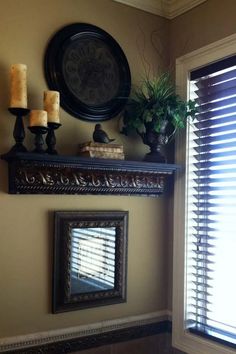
52, 210, 128, 313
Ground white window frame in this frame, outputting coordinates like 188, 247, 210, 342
173, 33, 236, 354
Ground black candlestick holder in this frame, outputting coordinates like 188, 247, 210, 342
28, 126, 48, 153
46, 122, 61, 154
7, 107, 30, 155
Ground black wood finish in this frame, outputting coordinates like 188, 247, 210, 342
28, 126, 48, 153
46, 123, 61, 155
7, 108, 30, 154
6, 320, 171, 354
44, 23, 131, 122
2, 153, 180, 196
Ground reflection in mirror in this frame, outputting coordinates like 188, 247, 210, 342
71, 227, 116, 294
53, 211, 128, 313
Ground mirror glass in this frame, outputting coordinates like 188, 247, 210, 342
53, 211, 128, 313
71, 227, 116, 294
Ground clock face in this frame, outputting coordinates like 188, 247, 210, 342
44, 24, 131, 122
63, 38, 120, 106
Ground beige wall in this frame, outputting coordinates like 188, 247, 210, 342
4, 0, 235, 341
0, 0, 170, 338
167, 0, 236, 310
170, 0, 236, 62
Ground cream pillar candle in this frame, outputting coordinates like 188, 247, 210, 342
29, 110, 47, 127
10, 64, 27, 108
43, 90, 60, 123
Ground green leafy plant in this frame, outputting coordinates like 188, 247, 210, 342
121, 72, 197, 141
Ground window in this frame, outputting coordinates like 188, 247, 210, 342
173, 33, 236, 354
186, 57, 236, 348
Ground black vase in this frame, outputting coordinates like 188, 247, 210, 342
139, 120, 170, 163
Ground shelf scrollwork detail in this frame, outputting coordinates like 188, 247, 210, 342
2, 153, 180, 196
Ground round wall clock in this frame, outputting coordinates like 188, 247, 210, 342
44, 23, 131, 122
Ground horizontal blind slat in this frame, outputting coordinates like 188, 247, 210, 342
195, 109, 236, 125
195, 78, 236, 97
196, 86, 236, 105
197, 96, 236, 114
195, 68, 236, 87
194, 122, 236, 138
193, 149, 236, 161
194, 131, 236, 145
193, 140, 236, 153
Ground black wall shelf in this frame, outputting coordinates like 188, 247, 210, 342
2, 153, 180, 196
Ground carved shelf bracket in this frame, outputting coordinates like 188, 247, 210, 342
2, 153, 180, 196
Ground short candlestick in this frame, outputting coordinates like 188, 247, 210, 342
46, 122, 61, 155
28, 126, 48, 153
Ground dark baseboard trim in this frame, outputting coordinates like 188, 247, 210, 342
6, 320, 171, 354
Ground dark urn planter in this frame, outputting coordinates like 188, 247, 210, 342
138, 120, 171, 163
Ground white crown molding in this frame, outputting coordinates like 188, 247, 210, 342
114, 0, 168, 18
0, 310, 170, 352
166, 0, 207, 19
113, 0, 207, 19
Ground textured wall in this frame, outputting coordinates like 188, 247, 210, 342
170, 0, 236, 62
0, 0, 170, 339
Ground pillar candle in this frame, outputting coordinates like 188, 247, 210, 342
10, 64, 27, 108
43, 90, 60, 123
29, 110, 47, 127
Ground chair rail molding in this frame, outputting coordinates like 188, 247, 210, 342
113, 0, 207, 19
0, 310, 171, 353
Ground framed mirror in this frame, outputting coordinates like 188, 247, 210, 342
52, 211, 128, 313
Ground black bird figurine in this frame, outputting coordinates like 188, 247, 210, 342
93, 124, 115, 144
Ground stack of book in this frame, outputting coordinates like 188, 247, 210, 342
78, 141, 125, 160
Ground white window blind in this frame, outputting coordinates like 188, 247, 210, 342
186, 56, 236, 348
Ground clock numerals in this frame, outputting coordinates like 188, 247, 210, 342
45, 23, 131, 119
63, 39, 120, 105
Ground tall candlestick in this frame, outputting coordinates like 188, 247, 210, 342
10, 64, 27, 108
44, 90, 60, 123
29, 110, 47, 127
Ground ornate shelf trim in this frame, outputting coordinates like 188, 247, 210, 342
2, 153, 180, 196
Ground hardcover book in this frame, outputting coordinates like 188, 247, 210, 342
78, 150, 125, 160
78, 141, 124, 153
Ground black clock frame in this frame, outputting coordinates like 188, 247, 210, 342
44, 23, 131, 122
